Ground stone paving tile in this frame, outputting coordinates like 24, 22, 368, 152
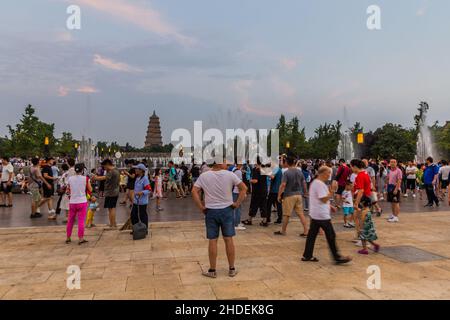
155, 284, 216, 300
1, 210, 450, 300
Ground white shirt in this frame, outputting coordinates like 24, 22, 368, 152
406, 166, 418, 180
1, 163, 14, 182
350, 173, 357, 184
439, 165, 450, 181
232, 169, 243, 194
308, 179, 331, 220
194, 170, 242, 209
341, 190, 353, 208
68, 175, 88, 204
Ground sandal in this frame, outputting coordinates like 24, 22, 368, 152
274, 231, 286, 236
65, 239, 71, 244
242, 220, 252, 226
299, 233, 308, 238
301, 257, 319, 262
78, 239, 88, 245
202, 270, 217, 279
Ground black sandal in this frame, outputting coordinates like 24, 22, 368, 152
301, 257, 319, 262
78, 240, 88, 245
299, 233, 308, 238
242, 220, 252, 226
65, 239, 71, 244
274, 231, 286, 236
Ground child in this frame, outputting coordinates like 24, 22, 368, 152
358, 206, 380, 254
85, 195, 99, 228
342, 182, 355, 228
153, 168, 164, 212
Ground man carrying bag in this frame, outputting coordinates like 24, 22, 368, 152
130, 164, 151, 240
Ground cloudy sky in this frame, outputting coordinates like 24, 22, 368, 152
0, 0, 449, 146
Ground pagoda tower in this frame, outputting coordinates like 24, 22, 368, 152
144, 110, 163, 148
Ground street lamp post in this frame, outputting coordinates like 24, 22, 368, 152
44, 137, 50, 157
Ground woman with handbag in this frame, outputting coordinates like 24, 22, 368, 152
66, 163, 92, 245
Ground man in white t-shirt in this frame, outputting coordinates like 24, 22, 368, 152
192, 162, 247, 279
405, 161, 418, 198
0, 157, 15, 207
302, 166, 352, 265
438, 160, 450, 199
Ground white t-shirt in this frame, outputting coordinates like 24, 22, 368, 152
1, 163, 14, 182
232, 169, 243, 194
341, 190, 353, 208
194, 170, 242, 209
68, 175, 88, 204
308, 179, 331, 220
406, 166, 418, 180
439, 165, 450, 181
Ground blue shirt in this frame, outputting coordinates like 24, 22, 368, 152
270, 167, 282, 193
423, 164, 439, 184
134, 175, 151, 205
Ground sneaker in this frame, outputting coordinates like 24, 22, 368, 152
274, 220, 282, 225
202, 270, 217, 278
343, 223, 351, 228
304, 208, 309, 212
49, 209, 55, 214
235, 225, 246, 231
36, 208, 41, 214
229, 268, 238, 277
348, 222, 355, 228
388, 216, 399, 223
358, 249, 369, 255
386, 214, 394, 220
354, 240, 363, 247
403, 194, 408, 198
412, 194, 416, 198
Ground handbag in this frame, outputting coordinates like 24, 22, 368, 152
132, 196, 148, 241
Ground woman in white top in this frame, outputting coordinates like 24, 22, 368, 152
66, 163, 92, 245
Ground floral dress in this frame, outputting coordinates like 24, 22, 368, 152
359, 211, 378, 242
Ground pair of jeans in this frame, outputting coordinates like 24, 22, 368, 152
67, 202, 88, 239
303, 219, 342, 261
425, 184, 439, 205
232, 193, 241, 227
266, 193, 282, 222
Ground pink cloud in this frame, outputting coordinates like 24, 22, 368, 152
58, 86, 70, 97
234, 80, 278, 117
280, 58, 299, 71
75, 0, 195, 46
76, 86, 99, 94
93, 54, 142, 72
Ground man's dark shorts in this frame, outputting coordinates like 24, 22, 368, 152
441, 180, 449, 189
336, 185, 345, 195
205, 206, 236, 240
104, 196, 119, 209
42, 185, 54, 198
0, 182, 13, 194
387, 184, 401, 203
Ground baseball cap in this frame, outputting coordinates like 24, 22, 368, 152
133, 163, 147, 171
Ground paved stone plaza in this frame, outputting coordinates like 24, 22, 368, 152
0, 206, 449, 300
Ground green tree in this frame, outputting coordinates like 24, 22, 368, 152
55, 132, 77, 156
7, 105, 55, 157
370, 123, 416, 161
309, 122, 341, 159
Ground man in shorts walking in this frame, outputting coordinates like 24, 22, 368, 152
94, 159, 120, 229
192, 162, 247, 278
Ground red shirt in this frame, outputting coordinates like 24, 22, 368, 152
354, 171, 372, 197
336, 164, 351, 187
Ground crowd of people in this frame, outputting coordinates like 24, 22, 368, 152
0, 154, 449, 274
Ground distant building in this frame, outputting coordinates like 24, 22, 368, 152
144, 111, 163, 148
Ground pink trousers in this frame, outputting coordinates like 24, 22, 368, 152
67, 202, 88, 239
